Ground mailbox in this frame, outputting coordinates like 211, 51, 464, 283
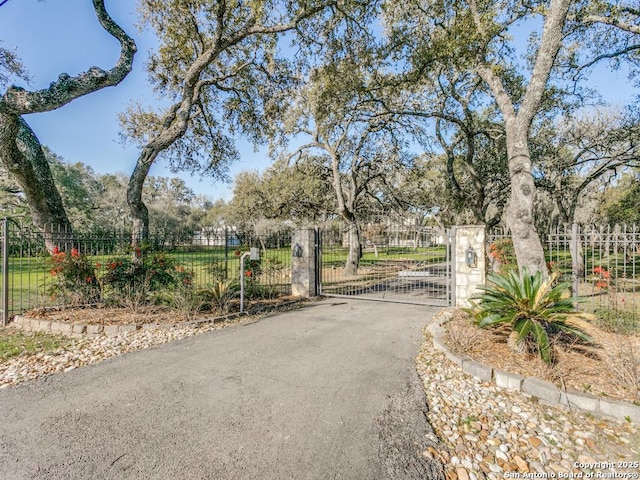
250, 247, 260, 261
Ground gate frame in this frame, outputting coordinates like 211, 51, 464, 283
317, 225, 455, 307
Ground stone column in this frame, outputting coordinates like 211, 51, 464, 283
454, 225, 486, 308
291, 229, 318, 298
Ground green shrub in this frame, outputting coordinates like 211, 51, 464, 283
488, 239, 517, 273
200, 279, 238, 314
207, 261, 229, 283
100, 252, 193, 307
466, 268, 593, 364
47, 247, 100, 305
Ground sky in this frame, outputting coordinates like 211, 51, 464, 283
0, 0, 637, 203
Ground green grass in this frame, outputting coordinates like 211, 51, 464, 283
0, 329, 75, 362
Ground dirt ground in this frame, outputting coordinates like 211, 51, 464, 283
21, 296, 300, 326
442, 310, 640, 404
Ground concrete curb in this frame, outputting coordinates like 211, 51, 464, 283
8, 300, 305, 338
426, 309, 640, 424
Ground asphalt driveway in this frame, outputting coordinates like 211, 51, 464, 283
0, 299, 444, 480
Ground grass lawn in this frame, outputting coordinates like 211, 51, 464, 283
0, 329, 75, 362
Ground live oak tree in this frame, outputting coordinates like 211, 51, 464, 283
383, 0, 587, 274
461, 0, 572, 275
0, 0, 136, 247
533, 108, 640, 230
597, 171, 640, 225
120, 0, 339, 243
412, 70, 510, 228
226, 158, 334, 234
279, 54, 414, 275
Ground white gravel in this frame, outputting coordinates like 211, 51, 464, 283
417, 312, 640, 480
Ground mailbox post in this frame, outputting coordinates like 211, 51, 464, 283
240, 247, 260, 313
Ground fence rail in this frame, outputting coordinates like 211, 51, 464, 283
1, 221, 293, 324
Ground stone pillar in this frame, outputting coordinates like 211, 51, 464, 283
454, 225, 486, 308
291, 229, 318, 298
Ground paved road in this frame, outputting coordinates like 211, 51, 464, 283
0, 299, 444, 480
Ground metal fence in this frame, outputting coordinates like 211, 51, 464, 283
488, 224, 640, 331
319, 222, 452, 306
1, 220, 293, 323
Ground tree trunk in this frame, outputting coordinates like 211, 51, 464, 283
504, 125, 548, 275
0, 114, 72, 250
127, 152, 152, 244
565, 223, 584, 293
0, 0, 135, 250
343, 220, 361, 276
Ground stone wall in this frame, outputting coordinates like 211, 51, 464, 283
291, 229, 318, 298
453, 226, 486, 307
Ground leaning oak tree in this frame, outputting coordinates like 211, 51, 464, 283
121, 0, 340, 243
281, 57, 414, 275
0, 0, 136, 248
466, 0, 572, 275
383, 0, 581, 274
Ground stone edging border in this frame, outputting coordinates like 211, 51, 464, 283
427, 308, 640, 424
9, 299, 306, 338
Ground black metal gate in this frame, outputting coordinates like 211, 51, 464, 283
318, 224, 452, 306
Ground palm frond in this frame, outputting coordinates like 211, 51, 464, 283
469, 267, 593, 364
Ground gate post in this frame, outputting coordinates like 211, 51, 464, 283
2, 218, 8, 326
453, 225, 486, 307
291, 228, 319, 298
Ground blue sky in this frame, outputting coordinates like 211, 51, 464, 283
0, 1, 636, 202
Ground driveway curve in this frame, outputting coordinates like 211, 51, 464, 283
0, 299, 444, 480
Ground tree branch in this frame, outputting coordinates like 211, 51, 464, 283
1, 0, 136, 115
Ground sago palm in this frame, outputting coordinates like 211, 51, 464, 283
467, 268, 593, 364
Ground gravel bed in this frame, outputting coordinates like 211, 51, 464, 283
417, 314, 640, 480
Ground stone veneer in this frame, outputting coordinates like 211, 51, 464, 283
291, 228, 318, 298
9, 312, 247, 338
9, 315, 181, 338
453, 225, 486, 307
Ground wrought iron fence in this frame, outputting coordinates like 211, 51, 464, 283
320, 221, 452, 306
0, 220, 293, 323
488, 224, 640, 332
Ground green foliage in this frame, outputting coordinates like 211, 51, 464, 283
0, 42, 29, 89
227, 159, 334, 229
243, 258, 265, 299
599, 173, 640, 225
47, 247, 100, 305
207, 261, 229, 283
99, 251, 193, 306
467, 269, 593, 364
200, 279, 239, 314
